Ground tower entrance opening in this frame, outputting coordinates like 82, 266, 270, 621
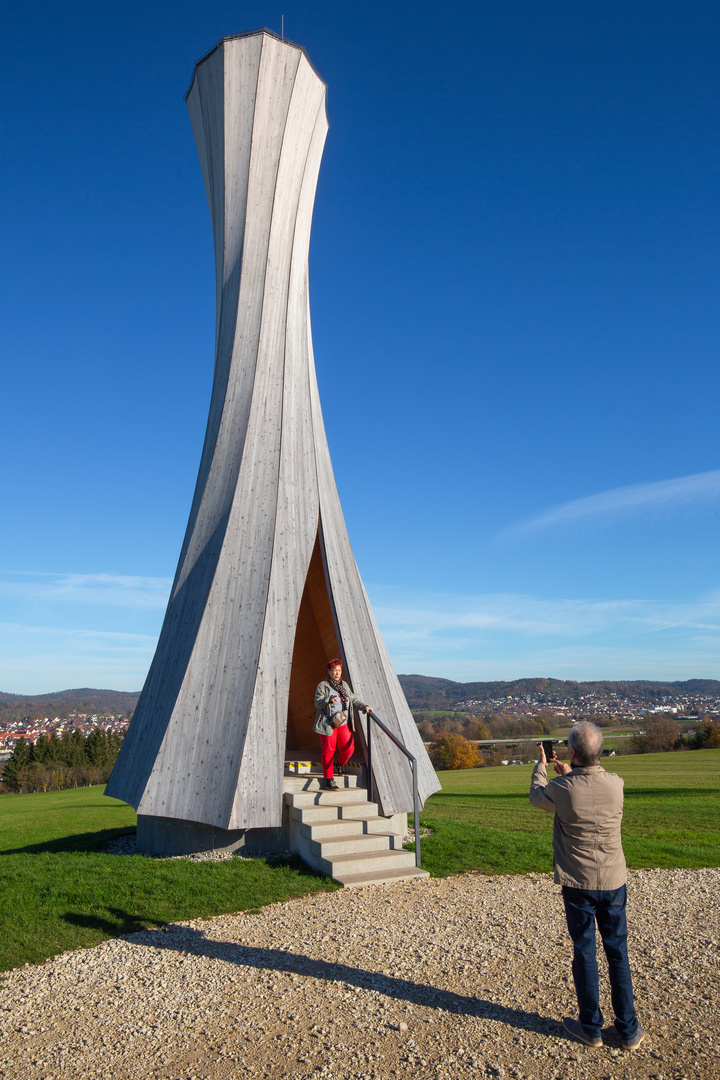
286, 531, 341, 755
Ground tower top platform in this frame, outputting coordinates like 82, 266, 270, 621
185, 28, 327, 101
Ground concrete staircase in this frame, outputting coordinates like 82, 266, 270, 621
284, 770, 428, 888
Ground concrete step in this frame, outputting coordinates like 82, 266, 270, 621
286, 787, 370, 808
285, 785, 418, 888
338, 812, 390, 825
283, 774, 359, 793
310, 831, 398, 858
297, 814, 402, 839
371, 816, 403, 835
289, 804, 342, 824
290, 803, 381, 825
320, 847, 417, 879
334, 865, 430, 888
298, 817, 373, 840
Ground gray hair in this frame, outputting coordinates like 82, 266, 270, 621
568, 720, 603, 766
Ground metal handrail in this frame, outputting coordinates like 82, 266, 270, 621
365, 710, 421, 868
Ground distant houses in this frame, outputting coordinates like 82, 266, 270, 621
0, 713, 130, 752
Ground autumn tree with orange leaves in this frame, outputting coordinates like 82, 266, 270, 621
429, 731, 482, 770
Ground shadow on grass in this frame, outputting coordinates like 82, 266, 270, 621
428, 793, 528, 801
620, 788, 720, 797
64, 907, 149, 935
0, 828, 136, 855
65, 920, 565, 1039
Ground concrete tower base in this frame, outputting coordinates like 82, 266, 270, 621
136, 815, 287, 857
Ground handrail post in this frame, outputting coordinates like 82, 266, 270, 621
412, 758, 421, 868
366, 710, 373, 803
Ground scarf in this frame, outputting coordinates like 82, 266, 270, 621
328, 674, 348, 710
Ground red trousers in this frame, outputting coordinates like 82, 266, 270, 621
318, 723, 354, 779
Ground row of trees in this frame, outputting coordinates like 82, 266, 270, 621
416, 712, 554, 743
629, 714, 720, 754
427, 715, 720, 769
1, 729, 124, 793
426, 731, 565, 770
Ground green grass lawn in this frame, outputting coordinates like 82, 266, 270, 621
0, 786, 337, 973
0, 784, 136, 853
2, 752, 719, 974
412, 749, 720, 877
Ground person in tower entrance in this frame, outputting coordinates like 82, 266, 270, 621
314, 660, 372, 791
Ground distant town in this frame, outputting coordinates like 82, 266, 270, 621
1, 678, 719, 758
397, 675, 720, 724
0, 712, 131, 755
451, 687, 720, 723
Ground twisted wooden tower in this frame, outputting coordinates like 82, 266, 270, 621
106, 30, 439, 851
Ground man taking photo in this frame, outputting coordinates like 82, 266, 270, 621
530, 721, 644, 1051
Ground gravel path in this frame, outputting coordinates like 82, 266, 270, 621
1, 867, 718, 1080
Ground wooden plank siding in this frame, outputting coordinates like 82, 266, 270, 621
106, 30, 440, 830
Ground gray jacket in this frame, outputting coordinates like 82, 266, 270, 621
530, 762, 627, 890
313, 679, 368, 737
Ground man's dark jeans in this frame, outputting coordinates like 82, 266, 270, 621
562, 884, 639, 1041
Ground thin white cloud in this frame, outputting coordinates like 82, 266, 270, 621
409, 643, 720, 684
0, 623, 157, 694
372, 591, 634, 638
371, 587, 720, 638
0, 622, 157, 644
367, 584, 720, 680
0, 572, 172, 609
2, 583, 719, 692
501, 468, 720, 538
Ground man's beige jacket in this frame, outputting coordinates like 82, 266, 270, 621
530, 762, 627, 890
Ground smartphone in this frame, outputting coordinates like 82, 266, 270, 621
542, 739, 554, 761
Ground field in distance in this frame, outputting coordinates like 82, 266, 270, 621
411, 748, 720, 877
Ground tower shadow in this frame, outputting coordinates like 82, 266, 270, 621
63, 917, 563, 1039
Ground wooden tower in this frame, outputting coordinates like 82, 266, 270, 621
106, 30, 440, 851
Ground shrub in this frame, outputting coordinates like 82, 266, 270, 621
632, 714, 680, 754
429, 732, 482, 770
465, 718, 489, 741
690, 716, 720, 749
416, 718, 435, 742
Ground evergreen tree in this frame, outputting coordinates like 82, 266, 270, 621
33, 734, 63, 763
2, 737, 32, 792
1, 727, 124, 793
85, 728, 108, 767
61, 729, 86, 769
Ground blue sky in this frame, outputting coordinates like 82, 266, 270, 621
2, 1, 720, 692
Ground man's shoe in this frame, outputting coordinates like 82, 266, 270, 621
562, 1018, 602, 1048
622, 1026, 645, 1050
324, 778, 339, 790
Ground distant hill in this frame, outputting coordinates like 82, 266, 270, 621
394, 675, 458, 706
0, 688, 141, 724
2, 677, 718, 724
397, 675, 720, 711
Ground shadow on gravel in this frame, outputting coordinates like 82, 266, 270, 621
122, 925, 561, 1038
